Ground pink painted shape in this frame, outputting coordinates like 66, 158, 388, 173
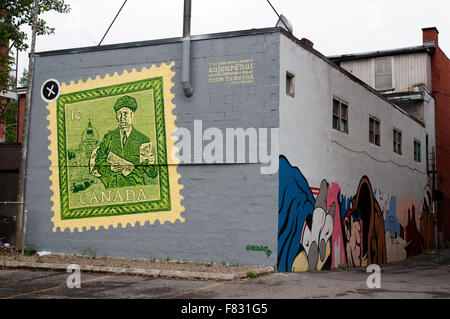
327, 183, 346, 269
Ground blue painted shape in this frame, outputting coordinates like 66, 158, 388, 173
277, 155, 315, 272
340, 195, 353, 220
384, 196, 400, 238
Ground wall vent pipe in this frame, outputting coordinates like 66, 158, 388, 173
182, 0, 194, 97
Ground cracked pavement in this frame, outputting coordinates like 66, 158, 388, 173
0, 248, 449, 299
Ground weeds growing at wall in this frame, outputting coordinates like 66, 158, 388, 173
247, 271, 258, 278
23, 247, 37, 256
82, 247, 97, 260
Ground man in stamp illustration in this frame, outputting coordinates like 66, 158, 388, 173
91, 95, 158, 189
48, 66, 184, 231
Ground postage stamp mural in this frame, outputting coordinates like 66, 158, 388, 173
47, 63, 184, 232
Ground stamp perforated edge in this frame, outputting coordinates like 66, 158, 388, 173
47, 62, 184, 232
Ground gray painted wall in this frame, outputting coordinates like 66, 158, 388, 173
25, 30, 280, 266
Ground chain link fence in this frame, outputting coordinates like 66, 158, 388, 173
0, 202, 25, 252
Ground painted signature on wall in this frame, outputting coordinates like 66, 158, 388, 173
246, 245, 272, 258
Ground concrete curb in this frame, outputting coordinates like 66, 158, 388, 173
1, 260, 275, 281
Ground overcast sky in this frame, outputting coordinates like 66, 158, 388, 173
15, 0, 450, 80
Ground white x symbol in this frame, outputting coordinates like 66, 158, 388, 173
46, 84, 56, 97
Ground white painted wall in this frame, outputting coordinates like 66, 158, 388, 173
279, 34, 434, 203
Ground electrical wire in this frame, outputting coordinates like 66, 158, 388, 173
98, 0, 128, 46
69, 18, 97, 45
266, 0, 291, 33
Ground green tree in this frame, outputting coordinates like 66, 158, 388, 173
19, 68, 28, 88
1, 98, 18, 143
8, 72, 16, 90
0, 0, 71, 92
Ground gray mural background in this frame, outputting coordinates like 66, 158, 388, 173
25, 29, 280, 266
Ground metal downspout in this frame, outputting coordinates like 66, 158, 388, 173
182, 0, 194, 97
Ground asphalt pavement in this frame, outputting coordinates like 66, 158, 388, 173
0, 248, 449, 299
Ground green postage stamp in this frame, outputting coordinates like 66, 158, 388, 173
47, 64, 184, 232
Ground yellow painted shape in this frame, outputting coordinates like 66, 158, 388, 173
291, 241, 331, 272
47, 63, 184, 232
291, 250, 309, 272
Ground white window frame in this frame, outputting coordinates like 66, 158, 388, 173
414, 139, 422, 162
374, 57, 394, 91
369, 116, 381, 146
393, 128, 402, 155
332, 97, 349, 134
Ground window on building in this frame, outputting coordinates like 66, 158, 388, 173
286, 72, 295, 97
375, 57, 393, 90
414, 140, 421, 162
332, 98, 348, 133
393, 129, 402, 155
369, 117, 380, 146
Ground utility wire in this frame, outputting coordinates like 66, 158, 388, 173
69, 18, 97, 45
98, 0, 128, 46
266, 0, 291, 33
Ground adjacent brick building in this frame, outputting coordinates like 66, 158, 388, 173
423, 27, 450, 242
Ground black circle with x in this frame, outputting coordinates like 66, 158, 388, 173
42, 80, 59, 100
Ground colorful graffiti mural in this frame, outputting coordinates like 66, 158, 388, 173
278, 155, 435, 272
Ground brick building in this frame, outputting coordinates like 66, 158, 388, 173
423, 28, 450, 242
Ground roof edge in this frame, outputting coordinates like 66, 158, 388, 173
422, 27, 439, 33
35, 27, 281, 57
278, 28, 426, 128
328, 44, 435, 62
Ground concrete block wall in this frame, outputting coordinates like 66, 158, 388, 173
24, 29, 280, 266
